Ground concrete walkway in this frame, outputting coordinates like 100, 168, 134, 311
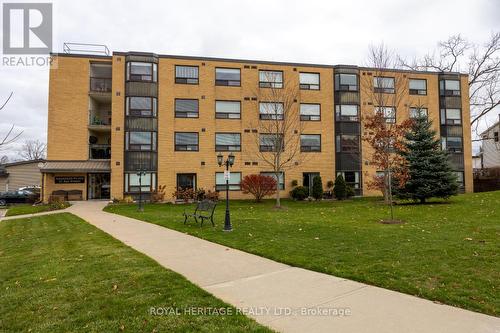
0, 206, 72, 221
4, 201, 499, 332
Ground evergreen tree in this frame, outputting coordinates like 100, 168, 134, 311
333, 175, 347, 200
311, 176, 323, 200
397, 115, 458, 203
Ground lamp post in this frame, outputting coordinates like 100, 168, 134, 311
217, 152, 235, 232
137, 169, 146, 212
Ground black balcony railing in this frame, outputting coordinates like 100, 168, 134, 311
89, 144, 111, 159
90, 77, 112, 92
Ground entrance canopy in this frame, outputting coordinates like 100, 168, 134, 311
39, 160, 111, 173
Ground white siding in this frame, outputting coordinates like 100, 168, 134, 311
482, 123, 500, 168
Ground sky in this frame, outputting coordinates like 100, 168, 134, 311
0, 0, 499, 160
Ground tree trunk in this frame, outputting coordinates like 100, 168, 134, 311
275, 171, 281, 208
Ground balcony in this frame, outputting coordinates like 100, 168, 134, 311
90, 77, 112, 93
88, 109, 111, 131
89, 144, 111, 160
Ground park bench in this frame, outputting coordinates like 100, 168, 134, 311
183, 200, 217, 227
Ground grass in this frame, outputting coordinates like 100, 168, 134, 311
105, 191, 500, 317
0, 213, 272, 332
5, 202, 70, 217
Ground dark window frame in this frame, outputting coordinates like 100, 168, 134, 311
174, 98, 199, 118
335, 104, 359, 122
440, 108, 462, 125
336, 134, 360, 153
215, 132, 242, 152
335, 73, 358, 92
176, 173, 197, 191
259, 70, 284, 89
441, 136, 463, 153
409, 107, 428, 119
175, 65, 199, 85
125, 131, 157, 152
299, 72, 320, 90
300, 134, 322, 152
259, 102, 284, 120
126, 61, 157, 83
174, 132, 199, 151
409, 78, 427, 95
124, 172, 156, 193
375, 106, 396, 123
215, 171, 242, 191
440, 79, 461, 96
260, 171, 285, 190
373, 76, 395, 94
337, 171, 360, 189
215, 67, 241, 87
259, 133, 284, 152
215, 100, 242, 119
300, 103, 321, 121
126, 96, 157, 117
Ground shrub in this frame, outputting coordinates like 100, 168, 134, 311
48, 201, 70, 211
291, 179, 298, 187
326, 180, 334, 189
346, 185, 355, 198
120, 195, 134, 204
204, 190, 219, 201
311, 176, 323, 200
290, 186, 308, 201
241, 174, 277, 202
151, 185, 167, 203
334, 175, 347, 200
172, 188, 196, 203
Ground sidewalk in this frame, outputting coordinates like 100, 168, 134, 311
11, 201, 500, 332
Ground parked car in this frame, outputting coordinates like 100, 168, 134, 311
0, 190, 38, 206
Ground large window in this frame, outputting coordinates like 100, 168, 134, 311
440, 80, 460, 96
125, 172, 156, 193
177, 173, 196, 191
335, 74, 358, 91
259, 70, 283, 88
215, 133, 241, 151
336, 135, 359, 152
300, 134, 321, 152
409, 79, 427, 95
409, 107, 428, 119
375, 106, 396, 123
175, 65, 199, 84
259, 134, 284, 152
126, 62, 157, 82
441, 136, 463, 153
215, 68, 241, 86
126, 132, 156, 151
299, 72, 320, 90
440, 108, 462, 125
261, 172, 285, 190
337, 171, 360, 189
215, 101, 241, 119
126, 97, 157, 117
259, 102, 284, 120
374, 76, 395, 94
300, 103, 321, 121
175, 99, 199, 118
216, 172, 242, 191
335, 105, 359, 121
175, 132, 199, 151
455, 171, 464, 187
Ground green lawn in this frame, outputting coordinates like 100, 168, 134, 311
0, 213, 271, 332
5, 202, 70, 217
105, 191, 500, 316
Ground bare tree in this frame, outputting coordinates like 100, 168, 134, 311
19, 139, 47, 160
399, 33, 500, 134
0, 92, 23, 150
249, 72, 303, 208
362, 43, 413, 217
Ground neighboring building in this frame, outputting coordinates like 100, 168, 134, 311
0, 160, 44, 192
42, 51, 473, 202
472, 154, 482, 171
479, 119, 500, 168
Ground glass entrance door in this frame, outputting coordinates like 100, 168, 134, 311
303, 172, 320, 196
88, 173, 111, 199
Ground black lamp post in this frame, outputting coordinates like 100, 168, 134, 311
137, 169, 146, 212
217, 152, 235, 232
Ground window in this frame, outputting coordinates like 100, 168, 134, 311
299, 72, 320, 90
177, 173, 196, 191
125, 172, 156, 192
175, 65, 199, 84
441, 136, 462, 153
335, 105, 359, 121
260, 102, 284, 120
409, 107, 428, 119
374, 77, 395, 93
126, 97, 157, 117
409, 79, 427, 95
336, 135, 359, 152
494, 132, 499, 142
337, 171, 360, 189
455, 171, 464, 187
441, 108, 462, 125
259, 70, 283, 88
300, 104, 321, 121
175, 99, 199, 118
215, 68, 241, 86
260, 134, 284, 152
375, 106, 396, 123
215, 133, 241, 151
301, 134, 321, 152
440, 80, 460, 96
216, 172, 242, 191
335, 74, 358, 91
215, 101, 241, 119
261, 172, 285, 190
126, 62, 157, 82
126, 132, 156, 151
175, 132, 199, 151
